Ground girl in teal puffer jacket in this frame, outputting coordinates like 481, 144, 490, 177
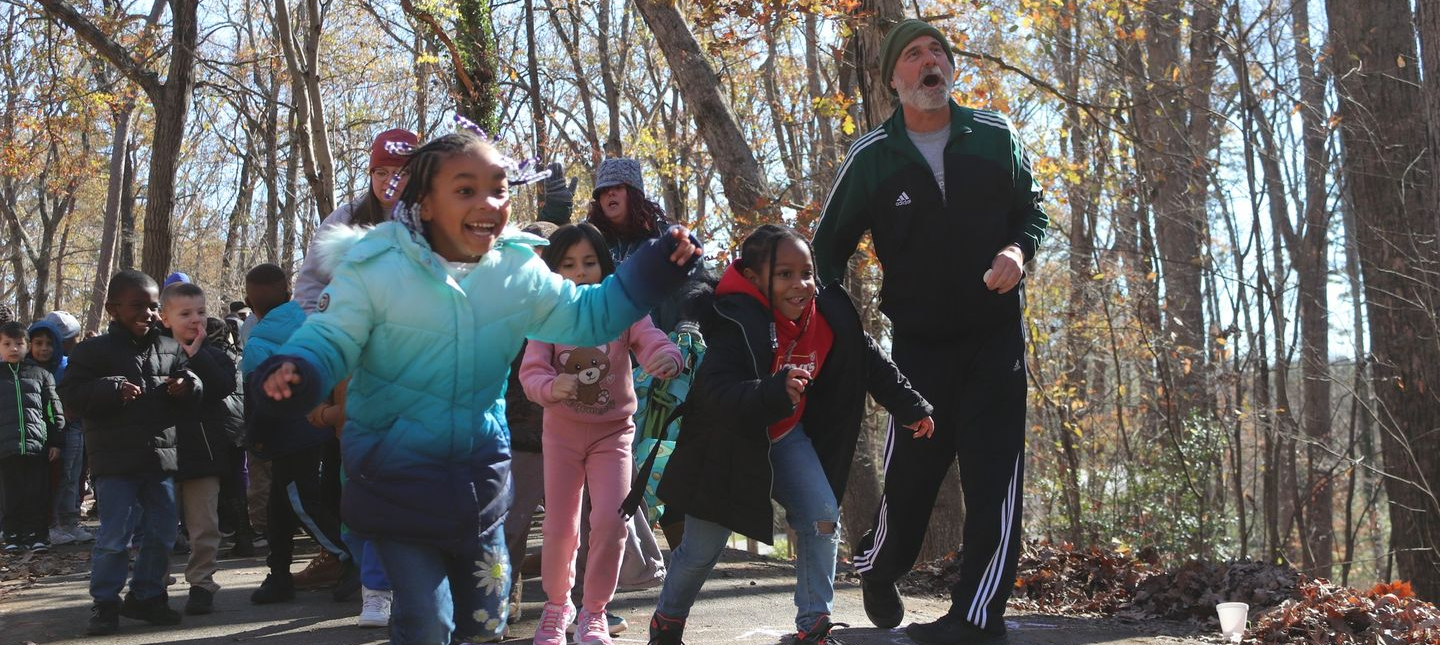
253, 127, 701, 645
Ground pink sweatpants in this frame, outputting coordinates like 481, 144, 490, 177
540, 415, 634, 613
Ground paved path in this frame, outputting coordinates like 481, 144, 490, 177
0, 539, 1214, 645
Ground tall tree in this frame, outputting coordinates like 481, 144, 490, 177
37, 0, 198, 281
631, 0, 774, 224
1326, 0, 1440, 598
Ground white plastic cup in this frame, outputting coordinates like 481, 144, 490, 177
1215, 602, 1249, 642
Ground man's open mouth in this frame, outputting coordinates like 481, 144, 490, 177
922, 72, 944, 88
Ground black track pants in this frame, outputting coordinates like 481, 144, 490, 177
853, 325, 1027, 631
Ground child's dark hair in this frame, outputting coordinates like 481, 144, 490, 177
161, 281, 206, 307
395, 132, 497, 208
737, 224, 812, 278
245, 263, 288, 288
542, 223, 616, 278
0, 320, 25, 341
585, 185, 670, 243
106, 269, 158, 302
349, 187, 389, 227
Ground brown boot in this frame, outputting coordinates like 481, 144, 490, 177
292, 551, 344, 589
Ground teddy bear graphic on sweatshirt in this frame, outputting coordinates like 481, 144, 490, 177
556, 346, 614, 411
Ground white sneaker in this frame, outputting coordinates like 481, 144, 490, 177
49, 528, 76, 546
356, 587, 392, 628
69, 526, 95, 542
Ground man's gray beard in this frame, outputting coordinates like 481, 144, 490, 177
898, 81, 950, 111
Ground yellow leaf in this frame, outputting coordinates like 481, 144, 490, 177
841, 114, 856, 136
1397, 55, 1406, 68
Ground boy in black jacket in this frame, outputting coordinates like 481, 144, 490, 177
1, 321, 64, 553
159, 282, 238, 616
60, 270, 204, 635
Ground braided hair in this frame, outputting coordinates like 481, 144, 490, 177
395, 131, 498, 210
541, 222, 617, 279
736, 224, 815, 352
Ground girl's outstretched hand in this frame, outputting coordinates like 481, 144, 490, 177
263, 362, 302, 400
905, 416, 936, 439
644, 354, 681, 379
668, 226, 702, 265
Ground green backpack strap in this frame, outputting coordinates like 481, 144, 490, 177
619, 402, 687, 520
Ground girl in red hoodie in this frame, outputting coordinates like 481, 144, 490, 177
521, 223, 682, 645
646, 225, 935, 645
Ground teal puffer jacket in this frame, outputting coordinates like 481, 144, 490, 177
254, 222, 698, 552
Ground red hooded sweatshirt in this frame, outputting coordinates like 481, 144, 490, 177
716, 261, 834, 441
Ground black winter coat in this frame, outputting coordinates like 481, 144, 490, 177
59, 322, 203, 476
2, 360, 64, 460
175, 345, 238, 480
206, 343, 247, 448
657, 283, 932, 543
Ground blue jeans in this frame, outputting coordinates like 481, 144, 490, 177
655, 427, 840, 632
374, 526, 510, 645
53, 427, 85, 528
342, 528, 391, 591
90, 473, 178, 604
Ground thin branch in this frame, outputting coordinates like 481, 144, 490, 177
34, 0, 163, 100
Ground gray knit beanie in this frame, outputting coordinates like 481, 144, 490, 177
880, 19, 955, 97
592, 158, 645, 198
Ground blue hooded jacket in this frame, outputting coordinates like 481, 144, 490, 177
26, 320, 68, 380
253, 222, 698, 552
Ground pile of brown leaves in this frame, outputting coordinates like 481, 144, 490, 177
1130, 559, 1300, 619
900, 540, 1164, 615
1246, 579, 1440, 645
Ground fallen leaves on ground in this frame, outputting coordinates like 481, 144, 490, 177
0, 548, 91, 601
1246, 577, 1440, 645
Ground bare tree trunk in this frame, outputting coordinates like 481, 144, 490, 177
273, 0, 337, 218
631, 0, 773, 224
524, 0, 546, 162
85, 101, 132, 332
1326, 0, 1440, 599
1288, 0, 1335, 578
120, 145, 136, 270
804, 14, 836, 197
282, 109, 302, 274
850, 0, 902, 130
596, 0, 622, 157
223, 135, 255, 288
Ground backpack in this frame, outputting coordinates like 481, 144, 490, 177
623, 320, 705, 522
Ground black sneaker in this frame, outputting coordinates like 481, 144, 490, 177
120, 592, 182, 625
904, 614, 1008, 645
332, 561, 361, 602
86, 601, 120, 635
30, 540, 49, 554
797, 615, 848, 645
228, 536, 257, 558
250, 572, 295, 604
861, 577, 904, 628
647, 612, 686, 645
185, 587, 215, 615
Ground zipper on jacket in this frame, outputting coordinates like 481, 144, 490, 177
714, 306, 777, 503
10, 364, 24, 456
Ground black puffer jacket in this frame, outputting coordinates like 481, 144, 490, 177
176, 345, 238, 480
657, 283, 932, 543
59, 322, 203, 476
2, 360, 64, 460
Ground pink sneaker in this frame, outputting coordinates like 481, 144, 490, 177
534, 601, 575, 645
575, 609, 613, 645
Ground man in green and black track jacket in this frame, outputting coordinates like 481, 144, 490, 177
811, 18, 1048, 645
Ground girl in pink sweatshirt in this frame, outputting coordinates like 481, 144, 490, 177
521, 223, 682, 645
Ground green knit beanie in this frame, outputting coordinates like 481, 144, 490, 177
880, 19, 955, 96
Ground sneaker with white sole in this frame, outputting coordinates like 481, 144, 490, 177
69, 526, 95, 542
357, 587, 392, 628
569, 611, 628, 636
49, 527, 77, 545
533, 601, 575, 645
576, 609, 613, 645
